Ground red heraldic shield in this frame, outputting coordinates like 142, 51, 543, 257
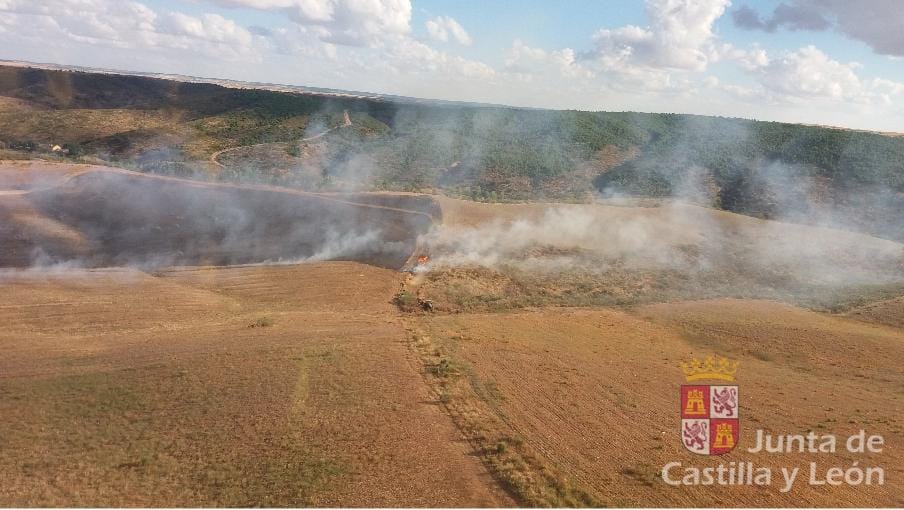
680, 384, 739, 455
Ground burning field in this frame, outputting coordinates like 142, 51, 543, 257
1, 160, 903, 506
409, 196, 904, 312
0, 161, 434, 270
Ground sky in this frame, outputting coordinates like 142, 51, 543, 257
0, 0, 902, 131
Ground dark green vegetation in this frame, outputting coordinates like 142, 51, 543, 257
1, 65, 901, 240
594, 117, 904, 241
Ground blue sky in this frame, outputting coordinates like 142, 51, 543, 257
1, 0, 902, 131
411, 1, 647, 55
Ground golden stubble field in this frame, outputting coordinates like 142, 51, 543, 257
1, 161, 902, 507
411, 301, 903, 506
0, 263, 510, 506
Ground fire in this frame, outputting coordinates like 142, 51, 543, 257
417, 255, 429, 265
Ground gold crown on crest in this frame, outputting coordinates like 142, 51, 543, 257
681, 355, 739, 382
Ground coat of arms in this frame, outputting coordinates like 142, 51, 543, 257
680, 355, 740, 455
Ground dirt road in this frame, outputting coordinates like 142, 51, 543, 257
209, 112, 348, 169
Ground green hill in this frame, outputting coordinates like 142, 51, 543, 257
1, 65, 901, 241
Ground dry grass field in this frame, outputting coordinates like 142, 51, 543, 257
1, 161, 902, 506
410, 302, 903, 506
0, 263, 510, 506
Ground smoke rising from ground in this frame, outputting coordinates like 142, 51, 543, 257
421, 200, 903, 287
422, 204, 707, 270
4, 102, 902, 310
0, 165, 430, 271
418, 137, 904, 301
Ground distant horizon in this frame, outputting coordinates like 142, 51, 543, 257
0, 1, 902, 132
3, 57, 901, 137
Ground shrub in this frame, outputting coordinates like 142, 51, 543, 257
428, 358, 458, 378
393, 290, 419, 311
249, 316, 273, 328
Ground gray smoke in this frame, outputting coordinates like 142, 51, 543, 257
0, 163, 429, 271
419, 199, 904, 287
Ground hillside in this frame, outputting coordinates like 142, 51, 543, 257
1, 65, 902, 243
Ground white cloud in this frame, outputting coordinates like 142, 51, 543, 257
202, 0, 492, 89
208, 0, 411, 47
713, 45, 904, 114
715, 42, 770, 70
388, 37, 492, 79
588, 0, 730, 72
572, 0, 734, 95
425, 15, 471, 46
159, 12, 252, 47
757, 45, 864, 101
211, 0, 297, 8
0, 0, 256, 58
869, 77, 904, 106
504, 40, 592, 81
0, 0, 155, 48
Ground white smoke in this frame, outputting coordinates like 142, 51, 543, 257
418, 198, 904, 288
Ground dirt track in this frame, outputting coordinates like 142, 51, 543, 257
208, 117, 341, 169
